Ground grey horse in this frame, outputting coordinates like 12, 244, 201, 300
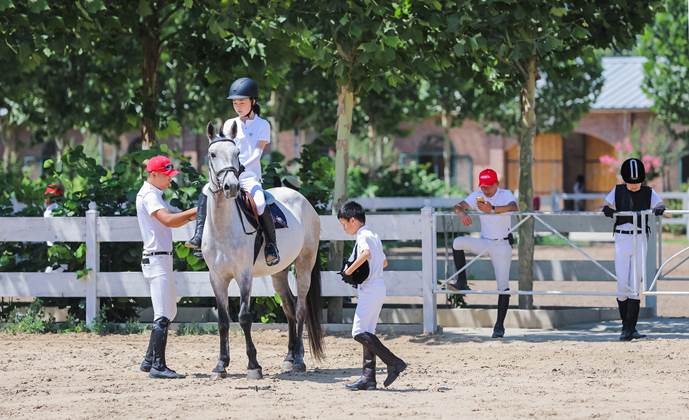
202, 122, 324, 380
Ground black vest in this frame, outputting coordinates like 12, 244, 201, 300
613, 184, 652, 230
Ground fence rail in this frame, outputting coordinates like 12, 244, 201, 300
0, 204, 438, 333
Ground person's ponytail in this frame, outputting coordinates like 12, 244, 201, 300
252, 102, 261, 116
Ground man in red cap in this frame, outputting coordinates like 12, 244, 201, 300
451, 168, 518, 338
136, 155, 197, 379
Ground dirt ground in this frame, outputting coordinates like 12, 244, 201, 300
2, 324, 689, 420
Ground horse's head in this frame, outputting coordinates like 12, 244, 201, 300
207, 121, 242, 199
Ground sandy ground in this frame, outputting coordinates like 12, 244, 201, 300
2, 320, 689, 420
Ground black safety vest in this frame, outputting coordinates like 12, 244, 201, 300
613, 184, 652, 231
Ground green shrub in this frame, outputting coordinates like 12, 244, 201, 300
2, 298, 55, 334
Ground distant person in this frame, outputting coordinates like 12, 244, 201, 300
602, 158, 664, 341
573, 175, 585, 211
451, 168, 518, 338
43, 183, 67, 272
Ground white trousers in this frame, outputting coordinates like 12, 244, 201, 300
141, 255, 177, 321
453, 236, 512, 291
614, 233, 647, 300
203, 173, 266, 215
352, 280, 386, 337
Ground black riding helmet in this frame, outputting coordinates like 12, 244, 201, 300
226, 77, 258, 100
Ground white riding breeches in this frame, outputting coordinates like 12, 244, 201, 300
202, 173, 266, 215
141, 255, 177, 321
614, 233, 647, 300
352, 279, 386, 337
453, 236, 512, 291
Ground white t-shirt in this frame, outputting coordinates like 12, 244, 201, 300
464, 189, 517, 240
136, 181, 173, 253
222, 116, 271, 181
44, 202, 58, 247
604, 186, 662, 230
349, 225, 386, 287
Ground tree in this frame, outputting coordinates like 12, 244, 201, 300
640, 0, 689, 144
471, 0, 659, 308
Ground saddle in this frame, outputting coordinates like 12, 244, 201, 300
235, 189, 288, 264
236, 190, 288, 230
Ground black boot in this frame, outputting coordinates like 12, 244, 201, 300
345, 344, 377, 391
492, 293, 510, 338
627, 299, 646, 340
259, 209, 280, 266
185, 192, 207, 250
617, 299, 632, 341
354, 332, 407, 388
140, 330, 155, 372
447, 249, 470, 291
149, 317, 185, 379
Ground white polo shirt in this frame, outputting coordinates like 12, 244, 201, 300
222, 115, 271, 181
136, 181, 173, 253
349, 225, 386, 287
464, 189, 517, 240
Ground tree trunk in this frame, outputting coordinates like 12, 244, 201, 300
441, 110, 453, 196
140, 9, 161, 151
334, 84, 354, 210
2, 125, 17, 172
328, 83, 354, 323
517, 56, 537, 310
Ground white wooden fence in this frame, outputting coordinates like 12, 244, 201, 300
0, 204, 438, 333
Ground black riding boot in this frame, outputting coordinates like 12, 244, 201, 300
626, 299, 645, 340
185, 192, 207, 250
492, 293, 510, 338
617, 299, 632, 341
259, 209, 280, 266
354, 332, 407, 388
140, 331, 155, 372
149, 317, 185, 379
345, 344, 377, 391
447, 249, 470, 291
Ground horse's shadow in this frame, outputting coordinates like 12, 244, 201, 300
274, 367, 360, 384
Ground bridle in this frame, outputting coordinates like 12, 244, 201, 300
208, 137, 244, 194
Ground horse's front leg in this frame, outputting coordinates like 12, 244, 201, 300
238, 271, 263, 379
211, 275, 231, 379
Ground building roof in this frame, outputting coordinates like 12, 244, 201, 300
592, 56, 653, 111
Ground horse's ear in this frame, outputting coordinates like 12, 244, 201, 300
230, 121, 237, 139
207, 122, 215, 142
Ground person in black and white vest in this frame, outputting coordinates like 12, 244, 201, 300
602, 158, 665, 341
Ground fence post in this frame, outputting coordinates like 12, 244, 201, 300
85, 201, 100, 325
684, 192, 689, 241
421, 206, 437, 334
645, 216, 658, 316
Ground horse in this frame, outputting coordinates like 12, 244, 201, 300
202, 121, 324, 380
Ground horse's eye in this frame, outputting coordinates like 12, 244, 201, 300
210, 152, 216, 159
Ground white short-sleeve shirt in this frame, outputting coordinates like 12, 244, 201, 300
136, 181, 173, 253
604, 186, 662, 230
222, 116, 271, 181
464, 189, 517, 240
349, 225, 386, 287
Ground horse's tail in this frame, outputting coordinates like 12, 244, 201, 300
306, 249, 325, 361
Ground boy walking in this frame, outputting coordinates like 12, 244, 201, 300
338, 201, 407, 391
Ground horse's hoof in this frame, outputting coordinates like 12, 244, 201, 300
211, 370, 227, 380
292, 362, 306, 373
281, 361, 294, 372
247, 368, 263, 380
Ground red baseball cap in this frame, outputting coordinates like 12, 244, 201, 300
44, 183, 64, 197
478, 168, 498, 186
146, 155, 179, 177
